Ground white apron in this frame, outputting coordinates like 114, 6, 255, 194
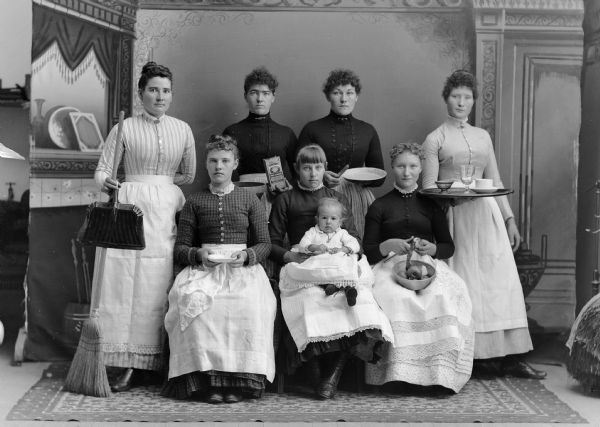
365, 254, 474, 392
94, 175, 185, 370
279, 256, 393, 353
447, 197, 529, 333
165, 244, 276, 381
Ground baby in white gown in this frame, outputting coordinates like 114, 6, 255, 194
290, 197, 361, 306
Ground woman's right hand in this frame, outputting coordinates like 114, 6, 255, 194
103, 177, 121, 193
323, 170, 342, 188
283, 251, 311, 264
195, 248, 219, 268
323, 165, 349, 188
379, 238, 412, 257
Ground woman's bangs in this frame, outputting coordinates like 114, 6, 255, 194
297, 146, 327, 165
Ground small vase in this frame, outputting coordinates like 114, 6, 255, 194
32, 98, 45, 146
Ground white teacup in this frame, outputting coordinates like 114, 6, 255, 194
474, 178, 494, 189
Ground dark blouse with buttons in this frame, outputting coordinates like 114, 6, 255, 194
297, 111, 384, 178
223, 113, 297, 182
269, 185, 360, 264
174, 186, 270, 267
363, 189, 454, 264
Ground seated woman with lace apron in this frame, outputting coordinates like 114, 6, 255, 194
162, 134, 276, 404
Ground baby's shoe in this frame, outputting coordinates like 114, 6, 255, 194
345, 287, 357, 306
324, 284, 338, 296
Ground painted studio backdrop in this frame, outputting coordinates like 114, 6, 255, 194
20, 0, 582, 361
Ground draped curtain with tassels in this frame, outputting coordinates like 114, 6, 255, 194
32, 3, 119, 86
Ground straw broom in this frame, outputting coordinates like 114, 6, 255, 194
64, 111, 125, 397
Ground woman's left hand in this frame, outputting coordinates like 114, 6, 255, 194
505, 217, 521, 252
414, 238, 437, 256
229, 250, 248, 268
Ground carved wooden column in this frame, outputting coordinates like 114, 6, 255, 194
473, 0, 584, 329
576, 0, 600, 311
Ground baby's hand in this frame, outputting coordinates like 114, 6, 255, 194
307, 244, 328, 254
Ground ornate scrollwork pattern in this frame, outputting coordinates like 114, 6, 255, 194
138, 0, 466, 9
30, 159, 99, 177
481, 40, 497, 142
473, 0, 582, 10
505, 12, 583, 27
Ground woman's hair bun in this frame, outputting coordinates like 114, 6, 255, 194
142, 61, 158, 73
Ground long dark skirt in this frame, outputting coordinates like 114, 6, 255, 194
161, 370, 266, 399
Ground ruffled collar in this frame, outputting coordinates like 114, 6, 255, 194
247, 112, 271, 122
446, 115, 469, 129
328, 110, 353, 122
394, 183, 418, 198
210, 182, 235, 196
141, 110, 166, 124
297, 181, 324, 192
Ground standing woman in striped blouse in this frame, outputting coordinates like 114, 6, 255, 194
94, 61, 196, 392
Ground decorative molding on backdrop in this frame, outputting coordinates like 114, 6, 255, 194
480, 40, 497, 143
473, 0, 582, 10
33, 0, 138, 34
139, 0, 466, 11
117, 37, 134, 122
30, 149, 100, 178
505, 11, 583, 27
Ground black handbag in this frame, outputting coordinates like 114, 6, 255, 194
78, 111, 146, 250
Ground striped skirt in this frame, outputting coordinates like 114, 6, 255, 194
337, 178, 375, 238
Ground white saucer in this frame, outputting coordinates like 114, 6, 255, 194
472, 187, 498, 194
207, 255, 235, 263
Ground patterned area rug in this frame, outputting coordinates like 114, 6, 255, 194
7, 362, 586, 423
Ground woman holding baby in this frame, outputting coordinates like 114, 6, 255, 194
269, 144, 393, 400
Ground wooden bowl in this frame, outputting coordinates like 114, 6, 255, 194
392, 259, 436, 291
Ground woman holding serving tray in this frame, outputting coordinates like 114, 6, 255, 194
421, 70, 545, 379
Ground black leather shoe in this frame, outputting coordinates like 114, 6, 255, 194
223, 392, 244, 403
110, 368, 134, 392
207, 391, 223, 404
502, 360, 547, 379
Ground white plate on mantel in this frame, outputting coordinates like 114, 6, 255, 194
47, 106, 80, 149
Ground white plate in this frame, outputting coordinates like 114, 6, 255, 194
472, 187, 498, 194
47, 106, 80, 149
207, 255, 235, 263
342, 167, 387, 183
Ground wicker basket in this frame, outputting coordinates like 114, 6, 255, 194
392, 259, 436, 291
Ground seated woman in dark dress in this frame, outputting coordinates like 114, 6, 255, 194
162, 135, 275, 404
269, 144, 393, 400
363, 142, 474, 393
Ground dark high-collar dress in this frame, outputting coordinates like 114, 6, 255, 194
269, 185, 390, 374
223, 112, 297, 182
297, 111, 384, 237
